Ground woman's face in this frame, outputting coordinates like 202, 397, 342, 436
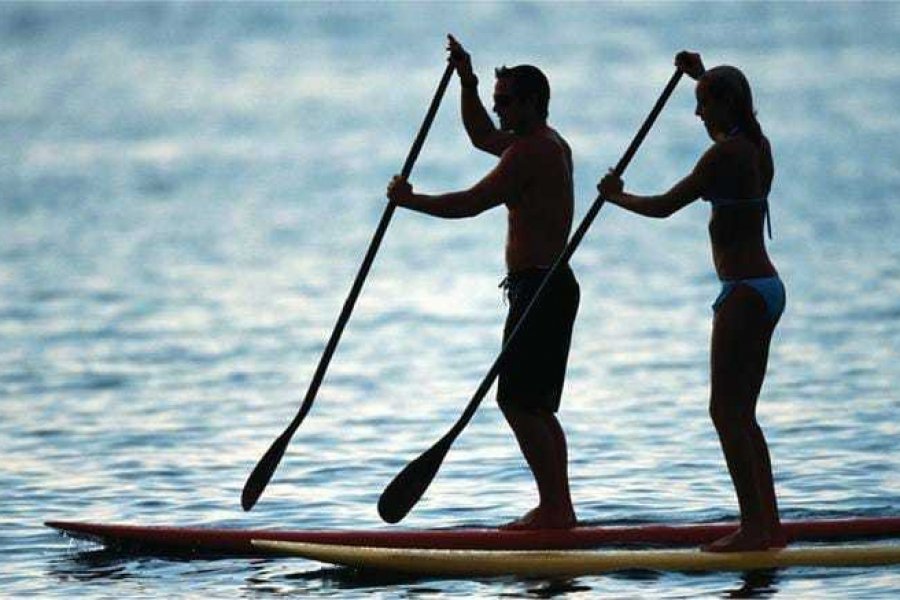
695, 79, 733, 140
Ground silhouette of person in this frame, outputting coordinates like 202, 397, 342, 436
388, 35, 580, 530
599, 51, 786, 552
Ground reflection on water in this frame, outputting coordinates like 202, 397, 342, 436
727, 570, 779, 599
48, 550, 136, 584
48, 544, 892, 600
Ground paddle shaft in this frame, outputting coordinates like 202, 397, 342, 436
242, 62, 456, 511
379, 69, 684, 522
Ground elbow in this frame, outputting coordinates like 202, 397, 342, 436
468, 204, 488, 217
433, 199, 481, 219
654, 206, 677, 219
466, 129, 502, 156
468, 134, 494, 155
453, 194, 490, 218
650, 196, 683, 218
447, 203, 484, 219
632, 204, 673, 219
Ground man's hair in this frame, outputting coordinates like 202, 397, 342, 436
495, 64, 550, 119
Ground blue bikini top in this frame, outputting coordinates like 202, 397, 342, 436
703, 196, 772, 239
704, 127, 773, 238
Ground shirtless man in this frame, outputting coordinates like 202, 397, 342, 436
387, 35, 579, 529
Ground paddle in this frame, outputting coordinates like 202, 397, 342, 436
241, 62, 456, 512
378, 68, 685, 524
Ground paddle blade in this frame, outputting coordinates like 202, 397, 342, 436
241, 426, 294, 511
378, 436, 452, 523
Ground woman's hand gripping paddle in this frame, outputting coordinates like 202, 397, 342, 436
378, 69, 685, 524
241, 62, 455, 511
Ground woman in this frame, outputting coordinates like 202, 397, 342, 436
598, 51, 787, 552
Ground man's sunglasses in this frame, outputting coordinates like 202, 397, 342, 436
493, 93, 517, 108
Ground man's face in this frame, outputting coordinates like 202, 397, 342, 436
493, 78, 527, 133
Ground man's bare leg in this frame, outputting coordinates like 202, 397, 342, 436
500, 406, 576, 530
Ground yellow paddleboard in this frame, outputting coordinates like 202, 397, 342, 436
253, 540, 900, 577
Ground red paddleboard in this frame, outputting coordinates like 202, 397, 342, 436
47, 516, 900, 556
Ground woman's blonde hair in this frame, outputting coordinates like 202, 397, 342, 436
702, 66, 763, 146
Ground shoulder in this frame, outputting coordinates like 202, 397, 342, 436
758, 134, 774, 163
550, 127, 573, 162
542, 125, 571, 154
697, 137, 753, 170
510, 127, 569, 158
500, 134, 540, 163
695, 142, 724, 173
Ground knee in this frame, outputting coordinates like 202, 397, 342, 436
709, 400, 727, 433
498, 399, 548, 427
498, 402, 514, 424
709, 397, 756, 436
497, 396, 525, 426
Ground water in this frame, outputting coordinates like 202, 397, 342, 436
2, 1, 898, 597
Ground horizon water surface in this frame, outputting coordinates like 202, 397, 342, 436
1, 2, 898, 598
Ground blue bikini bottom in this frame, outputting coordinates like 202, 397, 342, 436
712, 276, 786, 324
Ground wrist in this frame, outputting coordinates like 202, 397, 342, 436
400, 192, 422, 208
606, 191, 624, 204
459, 74, 478, 89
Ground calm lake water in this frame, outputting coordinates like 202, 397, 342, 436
2, 2, 898, 598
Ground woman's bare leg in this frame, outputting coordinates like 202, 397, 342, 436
704, 285, 784, 552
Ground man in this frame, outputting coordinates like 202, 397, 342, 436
387, 35, 579, 530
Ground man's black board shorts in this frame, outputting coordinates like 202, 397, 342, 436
497, 264, 579, 413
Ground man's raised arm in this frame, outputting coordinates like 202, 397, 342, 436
448, 34, 513, 157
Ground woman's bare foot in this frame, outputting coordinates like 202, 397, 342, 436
702, 526, 788, 552
500, 506, 576, 530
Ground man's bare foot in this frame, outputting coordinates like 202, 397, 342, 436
500, 506, 576, 530
702, 527, 788, 553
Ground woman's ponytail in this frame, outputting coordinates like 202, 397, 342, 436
705, 66, 764, 147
